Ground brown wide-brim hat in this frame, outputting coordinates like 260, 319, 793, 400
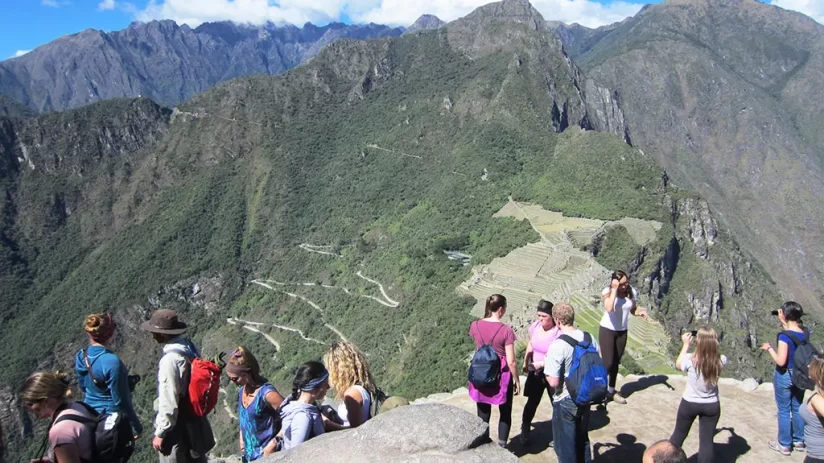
140, 309, 188, 335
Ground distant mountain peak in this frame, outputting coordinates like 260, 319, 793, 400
465, 0, 545, 28
405, 14, 445, 34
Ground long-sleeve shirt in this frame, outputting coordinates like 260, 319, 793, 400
75, 346, 143, 435
154, 337, 199, 438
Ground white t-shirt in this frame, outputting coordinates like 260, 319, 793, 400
681, 353, 727, 403
337, 385, 371, 426
599, 286, 639, 331
545, 329, 601, 401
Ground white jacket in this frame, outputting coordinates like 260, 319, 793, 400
154, 337, 198, 438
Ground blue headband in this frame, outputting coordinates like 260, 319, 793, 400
300, 371, 329, 392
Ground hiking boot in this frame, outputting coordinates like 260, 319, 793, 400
518, 430, 530, 445
769, 441, 791, 456
794, 442, 807, 452
608, 391, 627, 404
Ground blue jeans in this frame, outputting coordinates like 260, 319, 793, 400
775, 368, 805, 447
552, 397, 592, 463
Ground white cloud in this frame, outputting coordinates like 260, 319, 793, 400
11, 50, 31, 58
135, 0, 645, 29
42, 0, 71, 7
98, 0, 116, 11
770, 0, 824, 24
357, 0, 643, 28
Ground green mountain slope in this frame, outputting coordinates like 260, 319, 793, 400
574, 0, 824, 316
0, 1, 805, 460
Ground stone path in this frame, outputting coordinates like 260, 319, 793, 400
437, 374, 807, 462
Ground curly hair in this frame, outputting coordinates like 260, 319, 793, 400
324, 342, 376, 401
21, 371, 73, 403
84, 313, 116, 343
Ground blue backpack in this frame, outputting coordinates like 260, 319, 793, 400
468, 322, 505, 388
559, 332, 608, 406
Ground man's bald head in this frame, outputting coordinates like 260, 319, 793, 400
642, 440, 687, 463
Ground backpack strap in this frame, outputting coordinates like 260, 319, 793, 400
83, 349, 108, 390
473, 321, 505, 346
559, 334, 579, 348
781, 330, 807, 346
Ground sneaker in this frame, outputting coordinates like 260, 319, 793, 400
769, 441, 791, 456
518, 430, 530, 445
498, 441, 508, 449
794, 442, 807, 452
608, 391, 627, 404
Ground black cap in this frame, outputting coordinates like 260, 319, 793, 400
537, 299, 553, 314
772, 302, 804, 321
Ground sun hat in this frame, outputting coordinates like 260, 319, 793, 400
139, 309, 188, 335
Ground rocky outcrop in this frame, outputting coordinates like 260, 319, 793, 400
0, 21, 403, 113
249, 404, 517, 463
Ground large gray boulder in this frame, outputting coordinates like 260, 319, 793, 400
258, 403, 518, 462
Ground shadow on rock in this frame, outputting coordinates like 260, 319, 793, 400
694, 427, 750, 463
620, 375, 675, 398
511, 419, 552, 457
589, 405, 611, 432
593, 433, 647, 463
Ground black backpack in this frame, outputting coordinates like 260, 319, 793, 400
468, 322, 505, 388
781, 329, 819, 390
53, 402, 135, 463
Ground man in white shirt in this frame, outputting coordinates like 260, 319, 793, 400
141, 309, 212, 463
545, 303, 599, 463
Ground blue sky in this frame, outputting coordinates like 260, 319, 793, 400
1, 0, 821, 62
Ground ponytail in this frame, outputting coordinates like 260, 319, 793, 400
484, 294, 507, 318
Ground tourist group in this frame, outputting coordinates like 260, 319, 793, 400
20, 271, 824, 463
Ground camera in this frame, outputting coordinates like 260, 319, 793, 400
127, 374, 141, 392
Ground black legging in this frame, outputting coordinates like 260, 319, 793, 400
521, 372, 553, 434
599, 326, 628, 389
669, 399, 721, 463
477, 378, 515, 444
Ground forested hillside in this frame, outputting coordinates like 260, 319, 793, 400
0, 0, 808, 460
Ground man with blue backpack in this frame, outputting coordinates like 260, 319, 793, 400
546, 303, 609, 463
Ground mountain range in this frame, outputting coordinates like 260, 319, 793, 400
0, 0, 821, 461
0, 20, 406, 112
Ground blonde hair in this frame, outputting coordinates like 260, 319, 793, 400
693, 326, 723, 387
810, 354, 824, 393
324, 342, 375, 401
21, 371, 73, 404
552, 303, 575, 326
227, 346, 266, 384
84, 313, 116, 342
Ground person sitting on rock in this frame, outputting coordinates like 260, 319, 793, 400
323, 341, 378, 429
23, 371, 95, 463
468, 294, 519, 448
520, 299, 560, 445
226, 346, 285, 461
74, 313, 142, 441
545, 302, 597, 463
761, 301, 808, 456
643, 439, 687, 463
599, 271, 647, 404
800, 354, 824, 463
279, 361, 328, 450
669, 327, 726, 463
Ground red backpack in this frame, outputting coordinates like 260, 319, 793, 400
187, 357, 222, 417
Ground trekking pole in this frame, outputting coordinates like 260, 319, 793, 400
31, 433, 49, 463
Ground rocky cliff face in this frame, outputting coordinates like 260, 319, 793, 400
0, 21, 404, 113
575, 0, 824, 316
